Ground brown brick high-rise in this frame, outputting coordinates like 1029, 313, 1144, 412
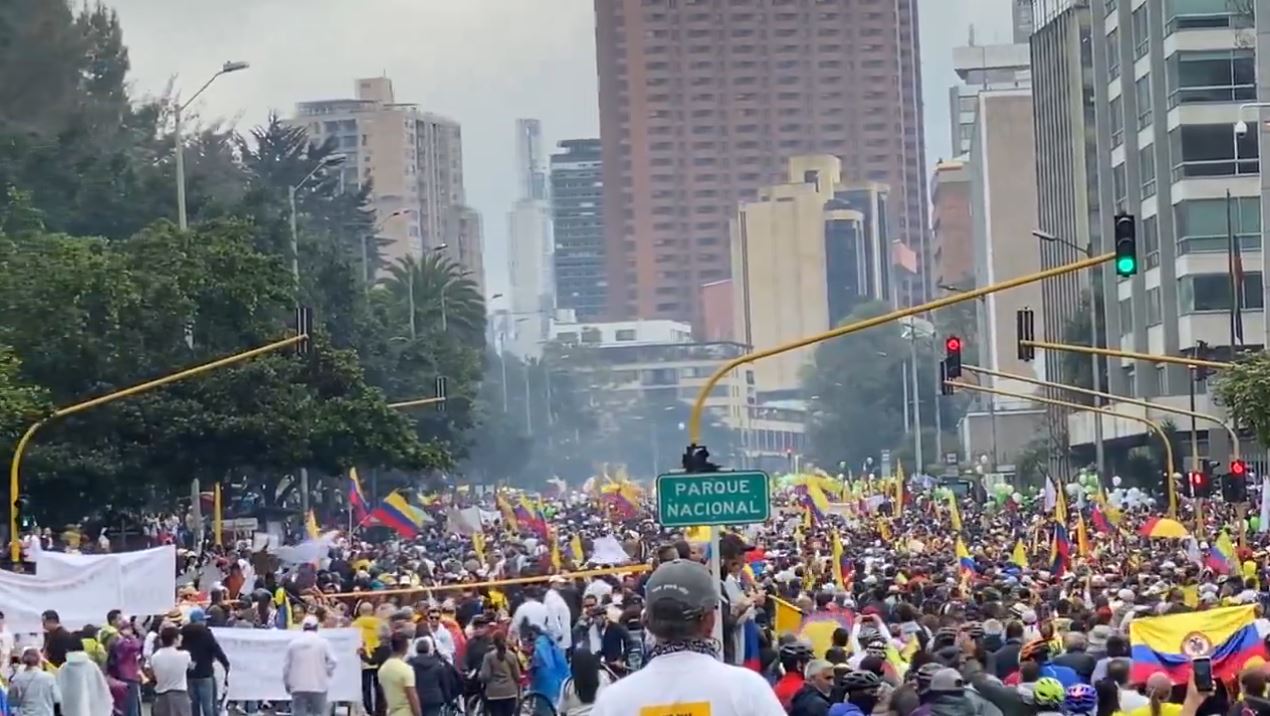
596, 0, 928, 327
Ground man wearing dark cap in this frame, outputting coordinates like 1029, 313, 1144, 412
591, 560, 785, 716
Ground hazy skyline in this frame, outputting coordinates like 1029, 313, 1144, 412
111, 0, 1014, 300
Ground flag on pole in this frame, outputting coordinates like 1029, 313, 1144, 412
831, 530, 846, 589
956, 537, 975, 575
368, 491, 427, 538
894, 461, 906, 513
472, 531, 487, 563
946, 491, 962, 532
305, 510, 319, 540
348, 468, 369, 525
569, 533, 585, 564
1075, 511, 1091, 558
213, 483, 223, 547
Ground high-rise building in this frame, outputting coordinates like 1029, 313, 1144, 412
595, 0, 928, 328
949, 43, 1031, 157
1060, 0, 1259, 466
291, 77, 484, 283
551, 139, 606, 321
960, 87, 1048, 468
931, 160, 974, 290
507, 119, 555, 358
731, 156, 893, 394
1029, 1, 1101, 477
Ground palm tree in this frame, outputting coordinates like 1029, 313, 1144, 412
375, 253, 485, 347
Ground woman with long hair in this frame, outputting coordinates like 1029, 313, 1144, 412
557, 650, 614, 716
480, 631, 521, 716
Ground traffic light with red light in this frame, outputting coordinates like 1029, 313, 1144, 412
1222, 461, 1249, 502
945, 336, 963, 378
1188, 470, 1211, 498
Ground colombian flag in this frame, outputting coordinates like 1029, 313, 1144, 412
798, 481, 830, 523
1051, 524, 1071, 578
348, 468, 369, 525
1129, 605, 1268, 684
956, 537, 975, 575
369, 491, 426, 538
1206, 531, 1238, 575
1091, 504, 1112, 534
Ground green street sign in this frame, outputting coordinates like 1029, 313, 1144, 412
656, 471, 771, 527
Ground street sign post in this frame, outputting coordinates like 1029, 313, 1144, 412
656, 471, 771, 527
656, 469, 771, 660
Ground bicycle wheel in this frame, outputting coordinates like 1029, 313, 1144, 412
464, 693, 485, 716
517, 692, 556, 716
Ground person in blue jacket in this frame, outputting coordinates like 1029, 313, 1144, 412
525, 625, 569, 716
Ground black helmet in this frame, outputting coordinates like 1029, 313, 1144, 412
841, 670, 881, 692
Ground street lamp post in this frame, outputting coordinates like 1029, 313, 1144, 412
288, 154, 342, 516
1032, 229, 1106, 477
175, 61, 250, 231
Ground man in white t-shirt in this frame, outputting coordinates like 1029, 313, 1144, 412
149, 625, 192, 716
590, 560, 785, 716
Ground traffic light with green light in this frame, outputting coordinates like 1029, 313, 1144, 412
1114, 213, 1137, 277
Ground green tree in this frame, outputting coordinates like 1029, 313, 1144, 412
375, 254, 486, 348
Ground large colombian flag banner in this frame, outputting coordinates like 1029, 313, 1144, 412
1129, 605, 1268, 684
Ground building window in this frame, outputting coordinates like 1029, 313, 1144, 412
1167, 50, 1256, 107
1119, 297, 1133, 335
1143, 214, 1161, 268
1146, 287, 1163, 325
1165, 0, 1255, 33
1171, 123, 1259, 179
615, 329, 637, 342
1140, 149, 1156, 198
1174, 197, 1262, 254
1110, 96, 1124, 148
1132, 5, 1150, 59
1113, 163, 1127, 206
1178, 272, 1265, 312
1107, 29, 1121, 81
1136, 76, 1153, 129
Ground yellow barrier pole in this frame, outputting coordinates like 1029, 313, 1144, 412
687, 252, 1114, 443
387, 396, 447, 409
1020, 339, 1232, 372
947, 379, 1178, 517
322, 563, 652, 599
962, 364, 1240, 461
9, 333, 305, 562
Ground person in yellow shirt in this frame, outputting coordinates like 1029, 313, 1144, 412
1121, 673, 1183, 716
378, 632, 420, 716
353, 601, 386, 715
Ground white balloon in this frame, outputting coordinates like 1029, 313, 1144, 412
1012, 492, 1023, 502
1112, 475, 1123, 487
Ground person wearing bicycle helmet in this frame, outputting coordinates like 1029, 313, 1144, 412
590, 560, 784, 716
1030, 677, 1066, 716
774, 640, 814, 710
837, 669, 884, 716
910, 668, 971, 716
1064, 683, 1097, 716
1015, 639, 1080, 690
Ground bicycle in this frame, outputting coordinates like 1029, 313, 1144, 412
517, 691, 556, 716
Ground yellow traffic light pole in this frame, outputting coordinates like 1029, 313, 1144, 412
687, 252, 1115, 444
1019, 339, 1232, 372
961, 364, 1240, 464
387, 397, 447, 409
946, 378, 1179, 517
8, 333, 306, 562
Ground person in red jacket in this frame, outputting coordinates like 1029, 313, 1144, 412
774, 640, 813, 710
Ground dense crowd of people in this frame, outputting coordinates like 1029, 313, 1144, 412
6, 474, 1270, 716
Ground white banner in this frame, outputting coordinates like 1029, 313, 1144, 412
212, 628, 362, 702
0, 560, 123, 633
35, 545, 176, 617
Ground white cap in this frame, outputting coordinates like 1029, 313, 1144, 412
302, 615, 319, 630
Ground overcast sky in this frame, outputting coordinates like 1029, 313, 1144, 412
111, 0, 1014, 298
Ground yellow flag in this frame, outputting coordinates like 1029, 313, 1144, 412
570, 533, 585, 564
947, 491, 962, 532
1076, 512, 1091, 557
551, 533, 562, 571
831, 530, 845, 589
305, 510, 319, 540
877, 518, 893, 543
472, 531, 487, 562
684, 526, 710, 543
771, 596, 803, 636
1011, 540, 1028, 568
